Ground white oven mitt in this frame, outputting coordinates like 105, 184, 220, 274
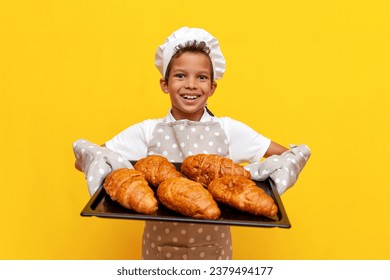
73, 139, 133, 196
244, 144, 311, 195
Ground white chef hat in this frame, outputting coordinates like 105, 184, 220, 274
155, 27, 226, 80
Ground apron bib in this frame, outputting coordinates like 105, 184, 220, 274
142, 120, 232, 260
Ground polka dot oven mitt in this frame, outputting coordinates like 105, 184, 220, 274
73, 139, 133, 196
244, 144, 311, 195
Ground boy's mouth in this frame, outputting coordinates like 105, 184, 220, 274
181, 94, 201, 100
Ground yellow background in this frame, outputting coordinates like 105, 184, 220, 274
1, 0, 389, 260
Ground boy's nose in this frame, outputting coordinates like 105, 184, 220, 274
185, 77, 197, 89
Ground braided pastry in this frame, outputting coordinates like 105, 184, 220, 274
181, 154, 251, 186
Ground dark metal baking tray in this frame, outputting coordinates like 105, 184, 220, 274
80, 162, 291, 228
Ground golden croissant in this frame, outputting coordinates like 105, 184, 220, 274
208, 175, 278, 217
134, 155, 182, 187
157, 177, 221, 220
181, 154, 251, 186
103, 168, 158, 215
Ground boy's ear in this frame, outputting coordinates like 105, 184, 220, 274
209, 81, 217, 96
160, 78, 169, 93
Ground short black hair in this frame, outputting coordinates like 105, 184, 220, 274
164, 40, 214, 82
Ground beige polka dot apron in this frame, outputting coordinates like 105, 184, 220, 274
142, 120, 232, 260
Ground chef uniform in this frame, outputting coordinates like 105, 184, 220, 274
142, 114, 232, 260
102, 107, 272, 260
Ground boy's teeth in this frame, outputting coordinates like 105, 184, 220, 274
183, 95, 198, 99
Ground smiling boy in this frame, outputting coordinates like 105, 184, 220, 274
74, 27, 310, 260
106, 28, 287, 259
160, 41, 216, 121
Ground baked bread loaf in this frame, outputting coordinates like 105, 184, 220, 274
181, 154, 251, 186
208, 175, 278, 217
103, 168, 158, 215
157, 177, 221, 220
134, 155, 182, 187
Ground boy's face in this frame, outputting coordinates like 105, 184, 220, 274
160, 52, 217, 121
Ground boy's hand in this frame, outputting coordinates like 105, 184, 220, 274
73, 139, 133, 195
245, 144, 311, 195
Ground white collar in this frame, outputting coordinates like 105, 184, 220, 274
165, 108, 214, 123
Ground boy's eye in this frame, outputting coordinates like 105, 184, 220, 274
174, 74, 185, 78
199, 75, 208, 80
